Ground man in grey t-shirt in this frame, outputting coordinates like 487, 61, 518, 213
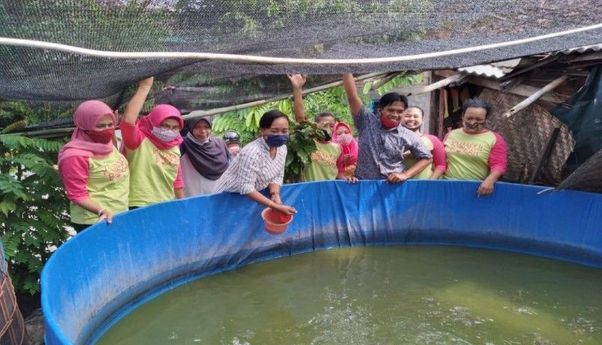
342, 73, 432, 181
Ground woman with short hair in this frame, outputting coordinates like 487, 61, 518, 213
443, 98, 508, 196
216, 110, 296, 215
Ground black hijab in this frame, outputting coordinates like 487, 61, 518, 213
181, 118, 229, 180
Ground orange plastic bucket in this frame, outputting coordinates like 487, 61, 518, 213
261, 208, 293, 235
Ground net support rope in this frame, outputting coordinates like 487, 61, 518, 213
2, 22, 602, 65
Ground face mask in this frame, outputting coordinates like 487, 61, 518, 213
464, 121, 485, 130
265, 134, 288, 147
335, 133, 353, 145
381, 116, 401, 129
86, 128, 114, 144
228, 145, 240, 156
152, 127, 180, 142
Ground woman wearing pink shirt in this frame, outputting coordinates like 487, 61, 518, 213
401, 106, 447, 179
58, 100, 129, 232
121, 77, 185, 208
443, 98, 508, 196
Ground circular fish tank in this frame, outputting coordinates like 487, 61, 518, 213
41, 181, 602, 344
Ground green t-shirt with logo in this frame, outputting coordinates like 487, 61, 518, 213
125, 138, 180, 207
71, 148, 130, 225
304, 140, 341, 182
444, 129, 496, 180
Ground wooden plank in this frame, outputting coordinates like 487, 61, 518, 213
409, 70, 568, 103
468, 77, 566, 103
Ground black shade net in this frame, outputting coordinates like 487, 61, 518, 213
1, 0, 601, 112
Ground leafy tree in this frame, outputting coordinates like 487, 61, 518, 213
0, 101, 73, 294
0, 134, 70, 294
284, 121, 329, 182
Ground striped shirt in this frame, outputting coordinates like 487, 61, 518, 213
215, 137, 287, 194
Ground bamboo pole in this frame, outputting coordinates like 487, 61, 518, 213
397, 73, 466, 96
1, 127, 74, 138
13, 72, 390, 136
503, 75, 568, 118
370, 72, 405, 91
183, 72, 389, 120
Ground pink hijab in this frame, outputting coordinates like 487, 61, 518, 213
138, 104, 184, 150
57, 100, 116, 164
332, 122, 358, 174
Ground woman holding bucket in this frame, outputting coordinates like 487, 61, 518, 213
215, 110, 296, 216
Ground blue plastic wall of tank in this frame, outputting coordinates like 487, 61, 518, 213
41, 181, 602, 344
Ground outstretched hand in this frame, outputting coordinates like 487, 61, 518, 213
287, 74, 306, 89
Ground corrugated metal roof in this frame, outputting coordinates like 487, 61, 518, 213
458, 58, 521, 79
559, 43, 602, 55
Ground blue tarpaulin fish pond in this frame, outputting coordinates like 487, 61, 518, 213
41, 180, 602, 344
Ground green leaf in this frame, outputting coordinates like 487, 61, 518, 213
363, 81, 373, 94
0, 200, 16, 216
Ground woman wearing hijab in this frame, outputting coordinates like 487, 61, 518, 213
332, 122, 359, 179
180, 117, 230, 196
121, 77, 185, 208
58, 100, 129, 232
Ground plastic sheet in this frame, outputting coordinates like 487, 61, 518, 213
41, 180, 602, 344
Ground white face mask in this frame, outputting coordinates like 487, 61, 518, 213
335, 133, 353, 145
152, 127, 180, 142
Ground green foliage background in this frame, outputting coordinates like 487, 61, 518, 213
0, 102, 73, 294
0, 134, 70, 294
